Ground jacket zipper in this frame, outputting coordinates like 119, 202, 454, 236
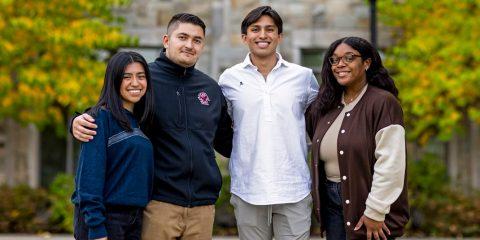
176, 89, 182, 125
181, 78, 193, 207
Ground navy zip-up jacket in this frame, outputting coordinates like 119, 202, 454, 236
147, 49, 233, 207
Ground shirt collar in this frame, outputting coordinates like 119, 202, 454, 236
241, 52, 289, 70
341, 83, 369, 107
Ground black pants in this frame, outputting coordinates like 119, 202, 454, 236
74, 205, 143, 240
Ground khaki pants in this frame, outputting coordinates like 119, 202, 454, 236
142, 200, 215, 240
230, 194, 312, 240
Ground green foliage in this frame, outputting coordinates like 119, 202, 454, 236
378, 0, 480, 144
0, 184, 50, 232
0, 0, 136, 135
47, 174, 75, 233
213, 156, 237, 236
0, 174, 75, 233
406, 155, 480, 237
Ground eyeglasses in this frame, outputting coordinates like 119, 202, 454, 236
328, 53, 362, 66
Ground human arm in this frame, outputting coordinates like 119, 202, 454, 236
355, 96, 406, 239
70, 113, 98, 142
305, 71, 319, 140
68, 107, 98, 142
76, 111, 108, 239
213, 95, 233, 158
306, 70, 319, 106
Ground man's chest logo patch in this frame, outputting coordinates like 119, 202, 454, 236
197, 91, 211, 106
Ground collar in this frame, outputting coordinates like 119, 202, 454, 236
154, 48, 195, 77
341, 83, 369, 107
241, 52, 289, 71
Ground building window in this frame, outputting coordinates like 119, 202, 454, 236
301, 48, 325, 80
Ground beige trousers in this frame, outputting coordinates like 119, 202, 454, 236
142, 200, 215, 240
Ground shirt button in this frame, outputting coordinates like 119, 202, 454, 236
339, 150, 344, 155
346, 200, 350, 204
342, 176, 347, 180
346, 221, 351, 226
338, 105, 341, 109
346, 113, 351, 117
327, 121, 331, 125
316, 139, 320, 143
341, 129, 345, 134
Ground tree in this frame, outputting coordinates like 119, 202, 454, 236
0, 0, 136, 134
378, 0, 480, 144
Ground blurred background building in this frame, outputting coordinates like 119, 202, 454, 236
0, 0, 478, 192
118, 0, 393, 79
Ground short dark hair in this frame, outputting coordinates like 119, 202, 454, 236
241, 6, 283, 35
167, 13, 206, 35
90, 51, 154, 131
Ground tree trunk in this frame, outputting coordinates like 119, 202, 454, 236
27, 124, 40, 188
470, 121, 480, 190
66, 132, 74, 174
5, 118, 16, 186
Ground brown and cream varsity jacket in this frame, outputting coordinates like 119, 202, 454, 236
307, 85, 409, 239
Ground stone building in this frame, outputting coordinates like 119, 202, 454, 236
117, 0, 392, 79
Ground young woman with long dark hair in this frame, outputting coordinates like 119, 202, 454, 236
307, 37, 409, 240
72, 51, 155, 240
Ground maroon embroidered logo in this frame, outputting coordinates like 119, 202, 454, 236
197, 92, 210, 106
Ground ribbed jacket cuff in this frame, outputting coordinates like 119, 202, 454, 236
364, 206, 385, 222
88, 224, 107, 239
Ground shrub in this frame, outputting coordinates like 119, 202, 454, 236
0, 184, 50, 233
0, 174, 75, 233
406, 154, 480, 237
47, 173, 75, 233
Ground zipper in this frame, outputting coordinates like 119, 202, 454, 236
180, 69, 192, 207
176, 89, 182, 125
181, 85, 193, 207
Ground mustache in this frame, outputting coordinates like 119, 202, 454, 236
181, 49, 195, 54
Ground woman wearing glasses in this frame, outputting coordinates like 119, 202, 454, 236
307, 37, 409, 240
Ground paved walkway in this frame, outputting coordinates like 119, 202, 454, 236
0, 235, 241, 240
0, 235, 477, 240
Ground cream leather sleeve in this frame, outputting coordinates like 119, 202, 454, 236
364, 124, 406, 221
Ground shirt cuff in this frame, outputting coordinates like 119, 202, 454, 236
364, 206, 386, 222
88, 224, 107, 239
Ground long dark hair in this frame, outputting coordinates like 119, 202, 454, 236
89, 51, 154, 131
309, 36, 398, 117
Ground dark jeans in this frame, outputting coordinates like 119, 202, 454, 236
325, 180, 347, 240
74, 205, 143, 240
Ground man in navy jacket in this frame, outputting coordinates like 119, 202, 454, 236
71, 13, 233, 239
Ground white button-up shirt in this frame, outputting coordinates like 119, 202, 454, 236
219, 53, 319, 205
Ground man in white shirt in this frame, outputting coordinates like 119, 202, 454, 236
218, 6, 319, 240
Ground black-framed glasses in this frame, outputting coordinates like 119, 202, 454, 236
328, 53, 362, 65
